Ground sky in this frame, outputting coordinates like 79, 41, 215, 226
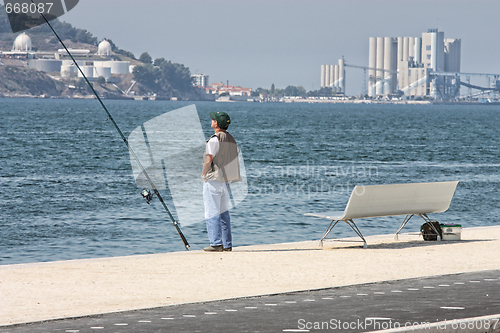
50, 0, 500, 95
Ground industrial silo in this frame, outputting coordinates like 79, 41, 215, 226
408, 37, 415, 61
334, 64, 339, 91
403, 37, 410, 63
329, 65, 334, 87
338, 58, 345, 93
397, 37, 403, 63
414, 38, 422, 64
376, 37, 384, 96
368, 37, 377, 97
383, 37, 394, 95
320, 65, 326, 88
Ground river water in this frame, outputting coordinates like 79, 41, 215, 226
1, 99, 499, 264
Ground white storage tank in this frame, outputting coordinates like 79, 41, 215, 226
109, 61, 130, 74
61, 65, 77, 78
78, 66, 94, 78
94, 66, 112, 79
29, 59, 62, 72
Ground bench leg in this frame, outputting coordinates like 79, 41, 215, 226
319, 219, 367, 248
345, 219, 368, 249
319, 220, 340, 247
395, 214, 414, 240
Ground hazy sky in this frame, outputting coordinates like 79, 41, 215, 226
59, 0, 500, 95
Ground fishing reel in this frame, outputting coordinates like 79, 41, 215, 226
140, 189, 154, 204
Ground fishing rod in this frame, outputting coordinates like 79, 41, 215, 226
32, 1, 190, 250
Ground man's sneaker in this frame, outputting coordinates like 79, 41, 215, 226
203, 245, 223, 252
223, 247, 232, 252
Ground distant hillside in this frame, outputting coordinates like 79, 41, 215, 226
0, 64, 63, 96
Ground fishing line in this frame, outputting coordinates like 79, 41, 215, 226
31, 0, 190, 250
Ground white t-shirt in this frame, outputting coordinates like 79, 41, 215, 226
205, 136, 219, 157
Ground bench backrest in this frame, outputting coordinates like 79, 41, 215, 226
342, 181, 459, 220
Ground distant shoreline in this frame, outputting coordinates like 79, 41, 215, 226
2, 93, 499, 105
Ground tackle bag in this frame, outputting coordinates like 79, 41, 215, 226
420, 221, 443, 241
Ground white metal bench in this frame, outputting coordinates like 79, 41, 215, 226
305, 181, 459, 248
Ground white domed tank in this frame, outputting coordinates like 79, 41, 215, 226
97, 40, 112, 56
12, 32, 32, 52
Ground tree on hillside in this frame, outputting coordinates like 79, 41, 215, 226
96, 76, 106, 85
270, 83, 275, 96
0, 6, 11, 33
76, 78, 91, 94
132, 64, 159, 91
75, 28, 96, 45
133, 60, 193, 95
154, 57, 166, 66
139, 52, 152, 64
30, 20, 97, 45
158, 61, 193, 92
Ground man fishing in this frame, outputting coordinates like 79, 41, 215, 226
202, 111, 241, 252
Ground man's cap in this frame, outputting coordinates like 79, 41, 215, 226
210, 111, 231, 128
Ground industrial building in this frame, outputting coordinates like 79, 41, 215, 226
192, 74, 209, 88
320, 58, 345, 94
1, 34, 134, 81
382, 29, 461, 99
367, 29, 461, 99
204, 82, 252, 96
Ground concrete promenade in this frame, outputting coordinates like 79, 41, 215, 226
1, 226, 499, 328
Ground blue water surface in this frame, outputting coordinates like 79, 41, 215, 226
1, 99, 499, 264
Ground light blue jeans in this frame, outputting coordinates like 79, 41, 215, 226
203, 180, 232, 248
